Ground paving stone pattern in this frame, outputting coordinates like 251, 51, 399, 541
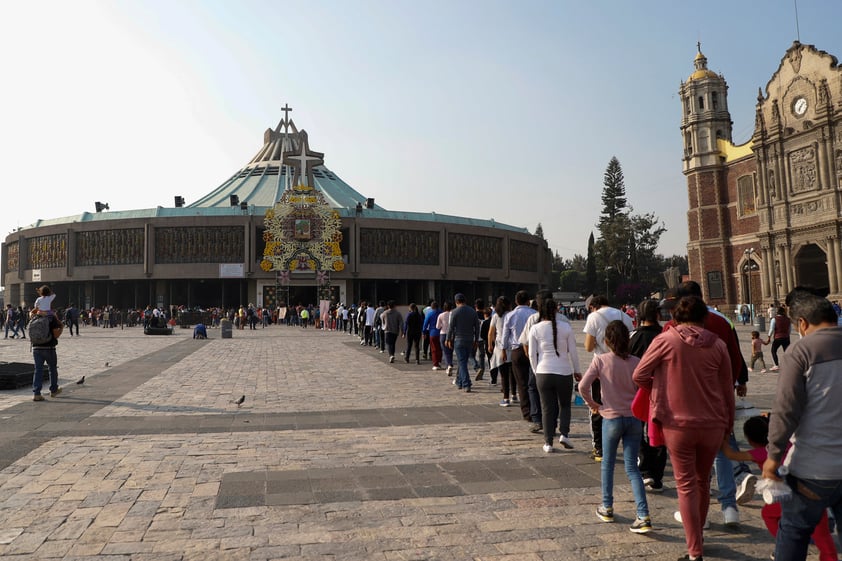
0, 322, 818, 560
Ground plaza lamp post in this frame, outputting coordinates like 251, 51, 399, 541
605, 266, 613, 303
744, 248, 755, 325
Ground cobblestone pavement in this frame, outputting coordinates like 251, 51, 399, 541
0, 321, 825, 560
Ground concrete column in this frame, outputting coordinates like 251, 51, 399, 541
827, 238, 838, 294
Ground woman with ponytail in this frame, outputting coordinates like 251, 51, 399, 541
526, 297, 580, 453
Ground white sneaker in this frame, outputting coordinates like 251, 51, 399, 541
542, 444, 553, 453
446, 365, 453, 375
723, 506, 740, 527
674, 510, 710, 529
558, 435, 573, 449
736, 473, 757, 505
431, 366, 440, 371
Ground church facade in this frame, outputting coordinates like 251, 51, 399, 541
1, 108, 549, 311
681, 42, 842, 313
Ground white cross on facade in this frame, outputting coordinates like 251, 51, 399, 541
283, 130, 324, 186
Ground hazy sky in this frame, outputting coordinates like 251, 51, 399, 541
2, 0, 839, 263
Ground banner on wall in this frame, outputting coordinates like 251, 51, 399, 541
219, 263, 244, 278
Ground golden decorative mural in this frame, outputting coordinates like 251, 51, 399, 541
261, 184, 343, 273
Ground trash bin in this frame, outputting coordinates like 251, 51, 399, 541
754, 315, 765, 332
220, 318, 233, 339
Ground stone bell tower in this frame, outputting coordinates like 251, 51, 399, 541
680, 44, 736, 305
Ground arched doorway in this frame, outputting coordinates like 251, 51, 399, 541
794, 244, 829, 293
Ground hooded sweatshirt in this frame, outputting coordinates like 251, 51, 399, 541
632, 324, 734, 431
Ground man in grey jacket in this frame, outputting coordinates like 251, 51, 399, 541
763, 288, 842, 561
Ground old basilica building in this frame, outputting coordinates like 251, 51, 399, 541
682, 41, 842, 312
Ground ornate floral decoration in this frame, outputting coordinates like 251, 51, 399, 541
260, 184, 344, 273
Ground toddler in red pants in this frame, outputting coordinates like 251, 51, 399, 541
721, 416, 837, 561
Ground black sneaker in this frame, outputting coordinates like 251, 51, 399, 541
529, 423, 542, 434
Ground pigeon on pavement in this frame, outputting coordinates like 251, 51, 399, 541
234, 395, 245, 407
76, 376, 85, 385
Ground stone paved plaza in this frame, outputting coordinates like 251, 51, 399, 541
0, 320, 828, 560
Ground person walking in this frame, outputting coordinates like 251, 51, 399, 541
580, 319, 652, 534
763, 289, 842, 561
527, 297, 580, 453
633, 296, 734, 561
422, 301, 442, 368
629, 299, 668, 493
445, 294, 479, 391
403, 303, 423, 364
30, 307, 64, 401
380, 300, 404, 363
488, 296, 512, 406
583, 295, 634, 461
766, 306, 791, 371
502, 290, 537, 429
65, 303, 80, 336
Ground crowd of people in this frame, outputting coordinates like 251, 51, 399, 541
8, 281, 841, 561
343, 284, 840, 561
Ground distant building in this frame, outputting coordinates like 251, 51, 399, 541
681, 42, 842, 311
1, 107, 549, 310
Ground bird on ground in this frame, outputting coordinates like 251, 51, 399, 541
233, 395, 245, 407
76, 376, 85, 385
104, 362, 110, 367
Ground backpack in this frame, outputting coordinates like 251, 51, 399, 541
29, 315, 53, 345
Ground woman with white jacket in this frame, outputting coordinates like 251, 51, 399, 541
527, 297, 581, 453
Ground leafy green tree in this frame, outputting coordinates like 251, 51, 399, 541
535, 223, 545, 239
595, 157, 666, 292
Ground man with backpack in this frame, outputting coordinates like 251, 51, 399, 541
29, 307, 64, 401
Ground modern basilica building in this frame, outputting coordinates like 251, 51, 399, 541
1, 107, 550, 312
681, 42, 842, 312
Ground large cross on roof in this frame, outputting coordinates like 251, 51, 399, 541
282, 130, 324, 187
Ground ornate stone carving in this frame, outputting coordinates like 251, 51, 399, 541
836, 150, 842, 176
819, 79, 830, 107
768, 170, 776, 198
788, 46, 803, 74
772, 100, 781, 125
789, 146, 817, 193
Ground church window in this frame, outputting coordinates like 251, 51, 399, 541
685, 98, 691, 115
685, 132, 693, 155
712, 91, 719, 109
698, 96, 705, 110
737, 175, 756, 217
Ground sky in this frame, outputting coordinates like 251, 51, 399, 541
2, 0, 840, 263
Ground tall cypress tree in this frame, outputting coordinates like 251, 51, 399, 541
586, 232, 597, 294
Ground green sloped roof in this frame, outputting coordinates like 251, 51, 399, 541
20, 114, 529, 236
